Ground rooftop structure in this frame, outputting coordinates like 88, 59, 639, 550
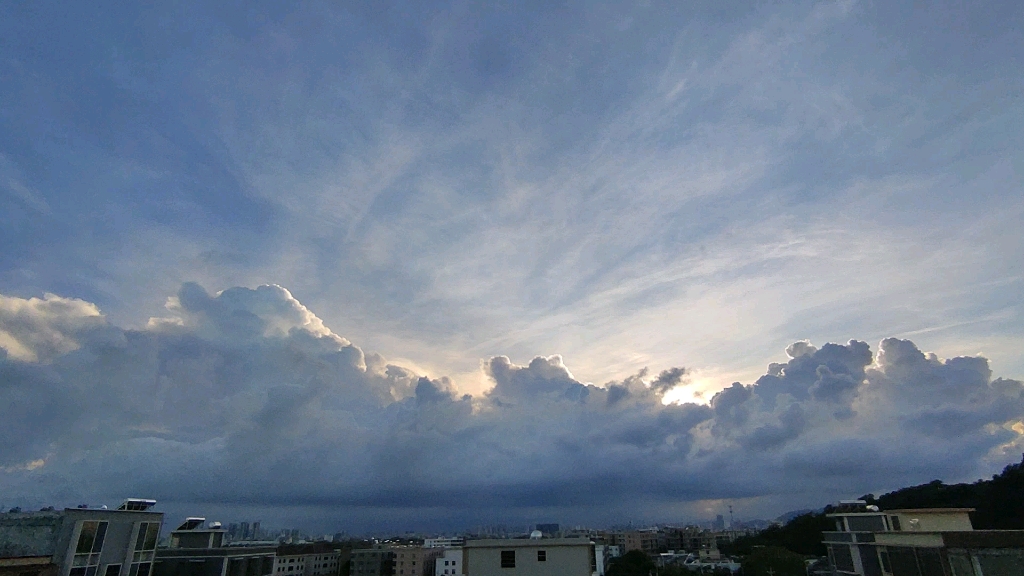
0, 500, 164, 576
153, 518, 275, 576
823, 504, 1024, 576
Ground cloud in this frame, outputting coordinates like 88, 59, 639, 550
1, 283, 1022, 531
0, 293, 113, 362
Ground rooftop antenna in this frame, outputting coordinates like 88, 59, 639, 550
728, 505, 734, 529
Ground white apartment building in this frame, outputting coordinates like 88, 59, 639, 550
434, 549, 462, 576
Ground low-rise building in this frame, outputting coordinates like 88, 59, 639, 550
0, 499, 164, 576
272, 543, 342, 576
349, 547, 391, 576
462, 538, 593, 576
153, 518, 275, 576
423, 539, 463, 550
824, 504, 1024, 576
433, 549, 461, 576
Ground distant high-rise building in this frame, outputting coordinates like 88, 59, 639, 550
240, 522, 251, 541
252, 522, 261, 541
713, 515, 725, 531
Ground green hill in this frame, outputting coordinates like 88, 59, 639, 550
724, 454, 1024, 558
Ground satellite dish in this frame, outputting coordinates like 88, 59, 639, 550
530, 530, 543, 539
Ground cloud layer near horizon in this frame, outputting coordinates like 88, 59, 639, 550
2, 284, 1022, 531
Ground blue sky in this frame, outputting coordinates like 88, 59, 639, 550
1, 0, 1023, 531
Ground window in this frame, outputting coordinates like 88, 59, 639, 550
500, 551, 515, 568
878, 549, 891, 573
829, 544, 855, 573
73, 521, 108, 576
890, 516, 901, 531
104, 565, 121, 576
537, 550, 546, 562
127, 564, 151, 576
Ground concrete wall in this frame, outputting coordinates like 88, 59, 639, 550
463, 542, 591, 576
0, 514, 62, 558
0, 557, 58, 576
891, 511, 973, 532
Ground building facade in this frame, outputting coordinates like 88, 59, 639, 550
0, 500, 164, 576
272, 543, 341, 576
434, 549, 461, 576
153, 518, 275, 576
824, 505, 1024, 576
422, 540, 463, 550
462, 539, 592, 576
349, 548, 391, 576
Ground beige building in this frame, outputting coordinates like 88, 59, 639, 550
462, 539, 592, 576
272, 543, 342, 576
824, 505, 1024, 576
350, 545, 438, 576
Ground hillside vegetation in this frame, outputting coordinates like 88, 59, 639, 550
724, 454, 1024, 557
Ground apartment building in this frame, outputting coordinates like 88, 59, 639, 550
0, 500, 164, 576
462, 538, 593, 576
824, 504, 1024, 576
434, 549, 461, 576
153, 518, 275, 576
271, 543, 342, 576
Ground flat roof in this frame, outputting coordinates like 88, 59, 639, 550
465, 538, 592, 548
888, 508, 975, 514
156, 547, 277, 558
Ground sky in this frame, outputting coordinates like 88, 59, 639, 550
0, 0, 1022, 534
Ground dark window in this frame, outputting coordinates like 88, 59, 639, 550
847, 516, 885, 532
916, 548, 943, 576
879, 549, 891, 573
105, 565, 121, 576
890, 516, 901, 531
537, 551, 546, 562
144, 524, 159, 551
71, 569, 87, 576
93, 523, 107, 554
500, 551, 515, 568
887, 547, 918, 576
77, 522, 99, 554
830, 544, 855, 573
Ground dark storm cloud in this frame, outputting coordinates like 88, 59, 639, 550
1, 284, 1023, 528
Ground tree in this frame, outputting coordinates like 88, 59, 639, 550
741, 546, 806, 576
605, 550, 657, 576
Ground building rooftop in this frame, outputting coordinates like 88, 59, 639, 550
464, 538, 593, 548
